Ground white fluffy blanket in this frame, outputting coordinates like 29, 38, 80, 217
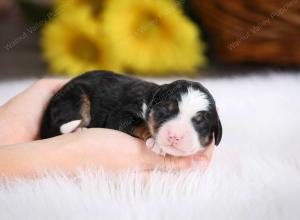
1, 73, 300, 220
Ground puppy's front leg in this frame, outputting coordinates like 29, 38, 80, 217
131, 123, 165, 156
132, 125, 151, 141
145, 138, 165, 156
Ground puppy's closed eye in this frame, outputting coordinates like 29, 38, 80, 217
194, 111, 208, 123
154, 102, 177, 118
155, 103, 169, 116
167, 102, 177, 111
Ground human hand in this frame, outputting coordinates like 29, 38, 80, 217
146, 136, 215, 168
0, 78, 215, 177
67, 129, 215, 172
0, 128, 215, 177
0, 79, 68, 145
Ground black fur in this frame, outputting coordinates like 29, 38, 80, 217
40, 70, 222, 147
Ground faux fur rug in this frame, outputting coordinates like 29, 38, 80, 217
1, 73, 300, 220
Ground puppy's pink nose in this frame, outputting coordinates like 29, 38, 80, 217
167, 132, 184, 147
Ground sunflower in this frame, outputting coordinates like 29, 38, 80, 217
102, 0, 206, 76
41, 7, 120, 76
55, 0, 107, 17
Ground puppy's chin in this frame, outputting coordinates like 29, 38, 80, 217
159, 144, 201, 157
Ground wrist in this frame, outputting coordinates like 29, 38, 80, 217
0, 134, 82, 177
0, 105, 17, 144
30, 134, 84, 175
0, 103, 36, 145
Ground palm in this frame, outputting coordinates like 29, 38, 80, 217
0, 79, 67, 144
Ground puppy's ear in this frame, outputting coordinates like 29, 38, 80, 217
148, 84, 169, 107
213, 115, 222, 146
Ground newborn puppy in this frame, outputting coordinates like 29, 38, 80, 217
41, 70, 222, 156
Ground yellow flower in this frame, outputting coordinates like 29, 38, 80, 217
41, 7, 120, 76
102, 0, 206, 76
55, 0, 107, 17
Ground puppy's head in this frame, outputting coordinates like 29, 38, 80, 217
145, 80, 222, 156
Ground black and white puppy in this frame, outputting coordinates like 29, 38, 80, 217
41, 70, 222, 156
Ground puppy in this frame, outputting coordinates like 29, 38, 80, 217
40, 70, 222, 156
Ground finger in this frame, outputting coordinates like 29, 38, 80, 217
31, 78, 69, 96
150, 154, 211, 171
142, 150, 193, 171
9, 78, 68, 106
159, 155, 193, 170
141, 136, 216, 171
191, 136, 215, 167
26, 79, 69, 110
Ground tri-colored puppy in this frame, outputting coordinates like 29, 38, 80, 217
41, 70, 222, 156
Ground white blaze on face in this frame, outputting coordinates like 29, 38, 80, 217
179, 87, 209, 117
156, 87, 210, 156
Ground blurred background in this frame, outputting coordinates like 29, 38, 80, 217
1, 0, 300, 79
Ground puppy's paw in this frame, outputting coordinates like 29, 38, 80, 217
145, 138, 154, 148
146, 138, 165, 156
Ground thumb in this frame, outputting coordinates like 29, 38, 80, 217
156, 155, 194, 171
141, 149, 208, 171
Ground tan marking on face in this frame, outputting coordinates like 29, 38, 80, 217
148, 111, 158, 137
133, 125, 151, 141
80, 92, 91, 127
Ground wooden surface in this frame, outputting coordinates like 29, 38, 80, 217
191, 0, 300, 65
